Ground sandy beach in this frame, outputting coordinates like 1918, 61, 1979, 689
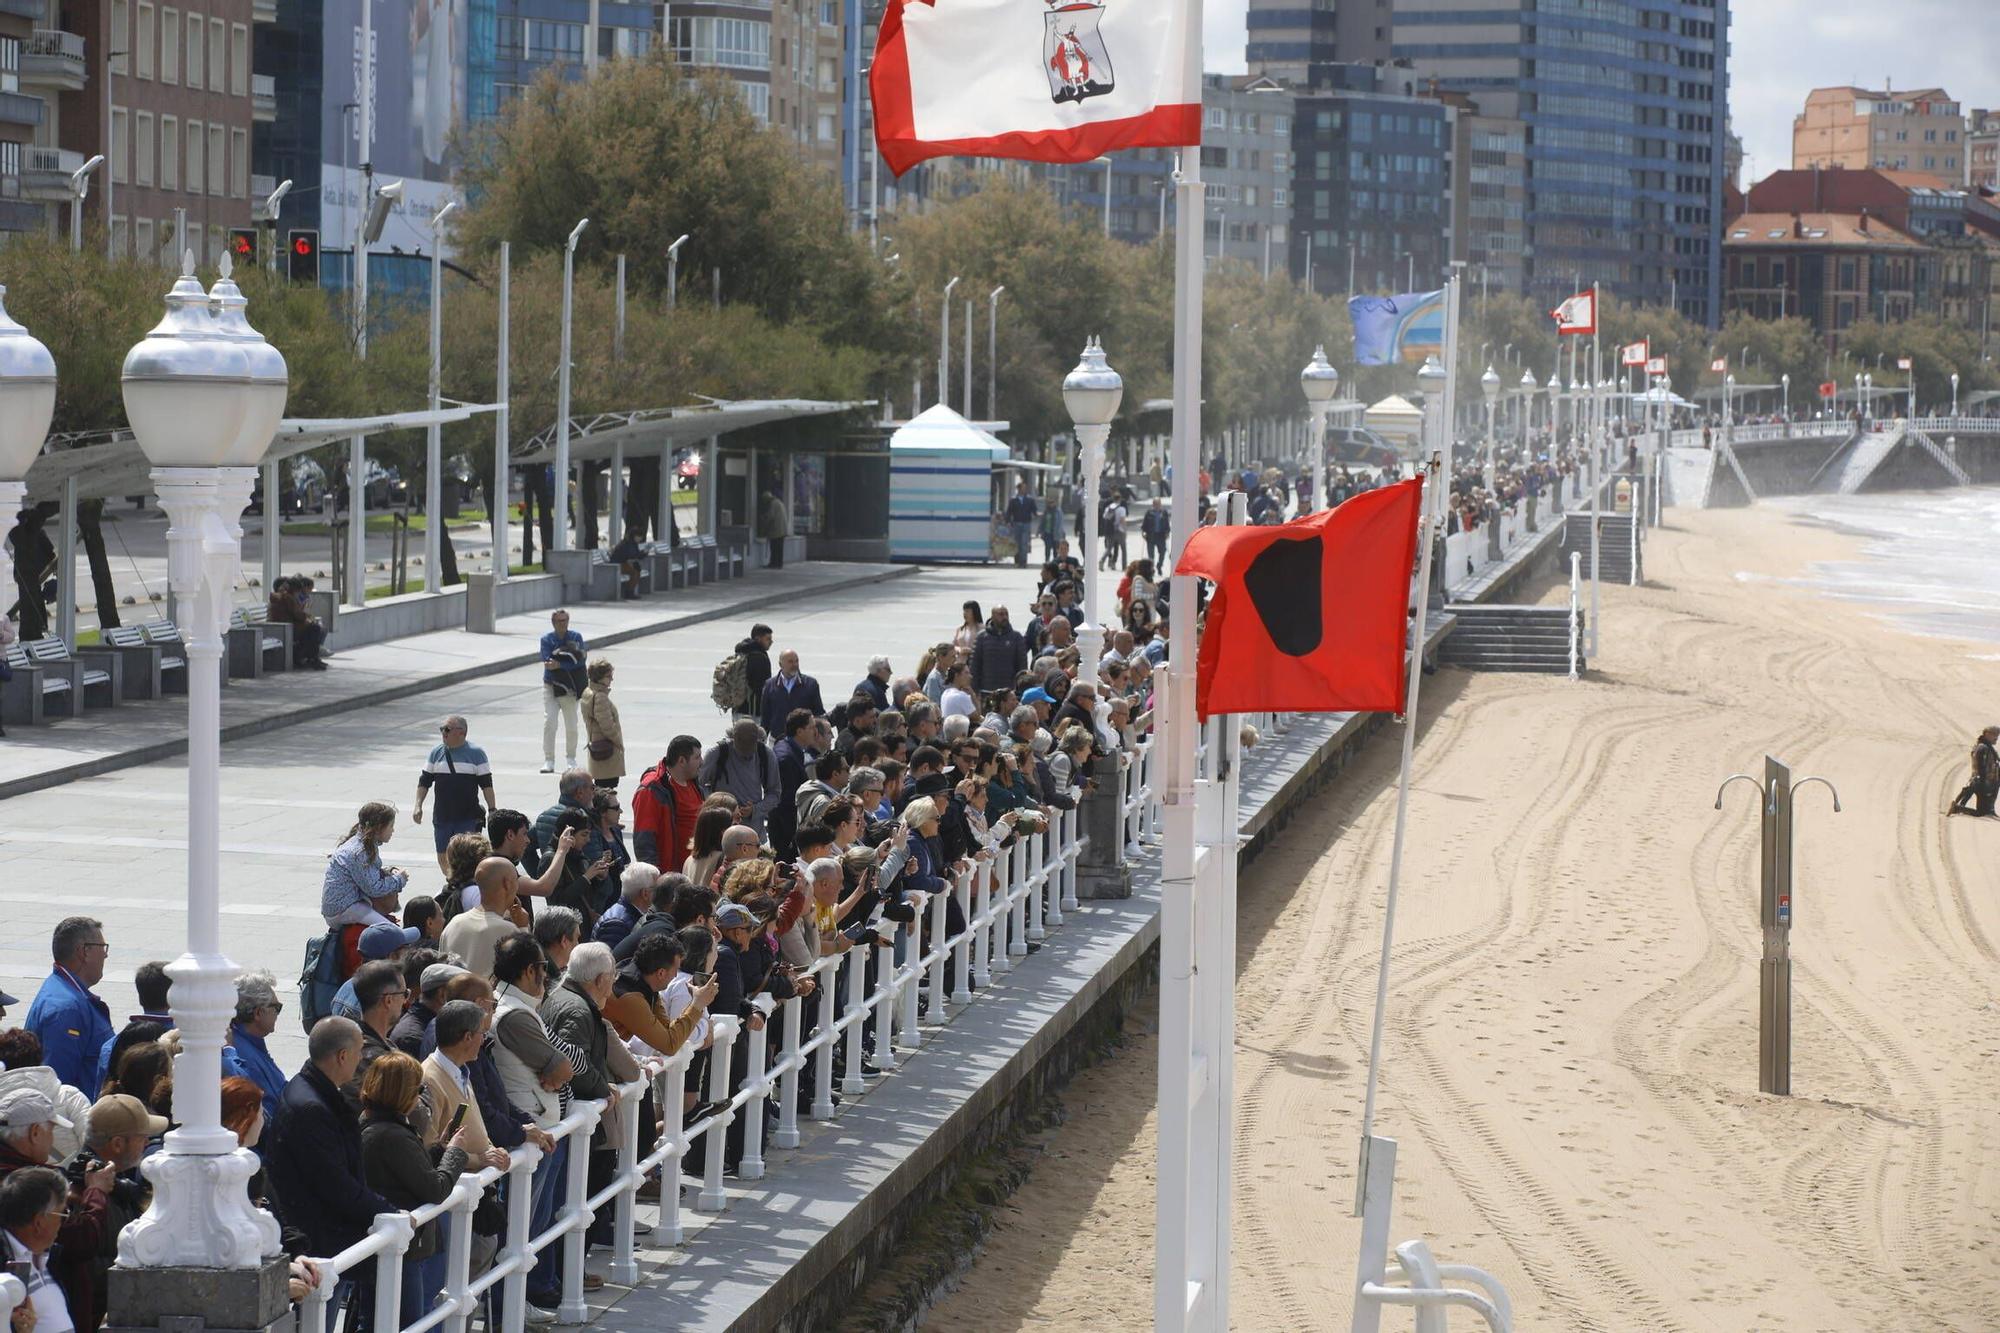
926, 501, 2000, 1332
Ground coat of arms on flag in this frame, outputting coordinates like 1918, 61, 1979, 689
1045, 2, 1114, 104
1897, 357, 1913, 370
1621, 341, 1649, 367
1710, 357, 1729, 373
1550, 290, 1596, 336
1645, 356, 1668, 376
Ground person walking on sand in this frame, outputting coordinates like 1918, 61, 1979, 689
1947, 725, 2000, 817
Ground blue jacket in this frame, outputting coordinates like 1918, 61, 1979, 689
540, 629, 588, 691
96, 1012, 173, 1094
221, 1023, 288, 1123
25, 968, 115, 1093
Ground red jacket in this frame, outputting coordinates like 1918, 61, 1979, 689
631, 765, 703, 871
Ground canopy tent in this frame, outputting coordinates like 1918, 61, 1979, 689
510, 398, 870, 466
1627, 385, 1697, 408
1363, 395, 1425, 446
888, 404, 1021, 562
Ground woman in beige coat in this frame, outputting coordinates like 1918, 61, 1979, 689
580, 658, 625, 790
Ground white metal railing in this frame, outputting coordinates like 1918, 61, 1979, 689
297, 806, 1093, 1333
1568, 551, 1582, 679
25, 144, 83, 175
1911, 416, 2000, 435
25, 28, 86, 64
1119, 736, 1158, 857
1443, 467, 1582, 592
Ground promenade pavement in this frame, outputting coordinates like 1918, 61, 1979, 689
0, 557, 1042, 1070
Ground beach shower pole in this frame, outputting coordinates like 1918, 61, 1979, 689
1716, 759, 1841, 1096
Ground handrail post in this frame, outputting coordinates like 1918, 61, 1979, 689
924, 885, 949, 1024
610, 1080, 643, 1285
873, 937, 899, 1069
1038, 823, 1061, 930
558, 1101, 602, 1324
652, 1063, 685, 1244
774, 993, 804, 1148
1007, 840, 1029, 957
441, 1175, 480, 1333
1026, 826, 1047, 941
811, 970, 839, 1119
499, 1146, 536, 1333
972, 861, 993, 989
1060, 805, 1082, 912
739, 1013, 770, 1180
840, 949, 868, 1095
951, 866, 975, 1006
372, 1212, 414, 1333
988, 855, 1013, 976
698, 1020, 735, 1211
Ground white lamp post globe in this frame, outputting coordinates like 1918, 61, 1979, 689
1300, 344, 1339, 404
1063, 336, 1124, 425
1519, 368, 1536, 393
206, 254, 290, 466
0, 285, 57, 479
1480, 364, 1500, 405
121, 253, 253, 467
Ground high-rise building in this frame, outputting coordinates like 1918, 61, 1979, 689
1201, 74, 1293, 270
1423, 85, 1526, 296
1289, 62, 1452, 298
1245, 0, 1390, 88
1394, 0, 1731, 327
1793, 85, 1962, 181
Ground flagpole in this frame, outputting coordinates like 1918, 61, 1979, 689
1589, 283, 1601, 658
1155, 0, 1215, 1320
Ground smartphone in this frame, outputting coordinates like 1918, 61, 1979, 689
444, 1103, 469, 1139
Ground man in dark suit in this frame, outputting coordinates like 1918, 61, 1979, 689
758, 649, 824, 737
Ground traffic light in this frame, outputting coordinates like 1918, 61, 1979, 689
286, 229, 319, 285
228, 227, 258, 264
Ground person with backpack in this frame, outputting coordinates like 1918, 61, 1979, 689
713, 624, 773, 718
699, 719, 782, 836
1099, 494, 1128, 569
631, 736, 705, 869
538, 610, 587, 775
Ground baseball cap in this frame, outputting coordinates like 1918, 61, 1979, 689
359, 923, 422, 959
1022, 687, 1053, 705
715, 903, 757, 930
89, 1093, 169, 1141
0, 1088, 71, 1131
0, 986, 17, 1007
420, 962, 468, 993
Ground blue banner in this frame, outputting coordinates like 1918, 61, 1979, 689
1348, 290, 1446, 366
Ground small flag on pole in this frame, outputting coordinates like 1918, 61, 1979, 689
1348, 290, 1447, 366
1645, 356, 1668, 376
1897, 357, 1913, 371
1175, 480, 1424, 720
1710, 357, 1729, 373
868, 0, 1200, 174
1818, 381, 1838, 399
1621, 340, 1650, 367
1550, 290, 1596, 336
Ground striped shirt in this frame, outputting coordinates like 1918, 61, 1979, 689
418, 742, 494, 824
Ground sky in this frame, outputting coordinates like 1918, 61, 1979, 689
1198, 0, 1995, 186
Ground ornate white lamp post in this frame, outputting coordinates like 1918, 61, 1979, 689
1480, 364, 1500, 489
1063, 337, 1123, 669
1951, 371, 1959, 417
1300, 344, 1338, 514
0, 286, 57, 627
1518, 367, 1537, 453
116, 251, 286, 1275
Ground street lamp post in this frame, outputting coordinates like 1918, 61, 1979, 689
1480, 365, 1500, 490
1300, 345, 1339, 514
987, 286, 1005, 421
1063, 337, 1123, 669
667, 233, 689, 311
261, 179, 293, 275
115, 251, 288, 1283
1094, 156, 1113, 237
555, 217, 588, 553
939, 275, 960, 409
424, 199, 457, 594
1863, 371, 1873, 425
67, 153, 105, 252
0, 286, 57, 635
1518, 367, 1537, 454
1951, 371, 1960, 417
1781, 373, 1790, 433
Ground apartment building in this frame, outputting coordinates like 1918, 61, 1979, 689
1792, 84, 1962, 182
0, 0, 50, 239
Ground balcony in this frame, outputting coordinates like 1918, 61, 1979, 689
0, 89, 44, 132
0, 0, 42, 20
0, 174, 42, 232
22, 143, 84, 201
22, 30, 88, 93
251, 0, 275, 22
251, 72, 275, 121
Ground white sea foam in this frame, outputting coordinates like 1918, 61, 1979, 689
1771, 487, 2000, 647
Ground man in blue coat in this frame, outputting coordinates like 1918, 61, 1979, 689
24, 917, 114, 1094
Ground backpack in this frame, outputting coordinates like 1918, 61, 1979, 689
298, 929, 345, 1033
711, 652, 749, 712
1100, 501, 1121, 535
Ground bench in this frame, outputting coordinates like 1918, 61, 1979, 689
640, 540, 698, 591
1, 642, 81, 725
228, 608, 291, 677
544, 548, 624, 602
101, 623, 187, 699
27, 636, 122, 711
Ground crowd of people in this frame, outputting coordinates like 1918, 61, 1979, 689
0, 587, 1164, 1333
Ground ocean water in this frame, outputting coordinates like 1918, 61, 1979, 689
1769, 486, 2000, 651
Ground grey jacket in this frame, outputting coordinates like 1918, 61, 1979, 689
699, 740, 781, 834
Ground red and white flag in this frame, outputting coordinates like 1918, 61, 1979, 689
1550, 290, 1596, 336
1897, 357, 1913, 370
1645, 356, 1668, 376
1709, 357, 1729, 373
869, 0, 1199, 175
1620, 340, 1650, 367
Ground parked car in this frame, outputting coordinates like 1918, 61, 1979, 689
1324, 426, 1402, 468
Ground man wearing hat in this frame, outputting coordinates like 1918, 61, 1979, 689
0, 1087, 113, 1321
327, 922, 420, 1022
393, 961, 466, 1059
55, 1096, 165, 1331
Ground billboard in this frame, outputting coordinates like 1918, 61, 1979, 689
319, 0, 463, 261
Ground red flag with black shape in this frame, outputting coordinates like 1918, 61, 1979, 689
1175, 478, 1424, 721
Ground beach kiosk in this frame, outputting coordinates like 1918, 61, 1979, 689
888, 404, 1017, 562
1364, 394, 1427, 457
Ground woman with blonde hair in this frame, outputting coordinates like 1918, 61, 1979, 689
580, 658, 625, 792
320, 801, 408, 928
917, 643, 956, 703
721, 857, 779, 903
